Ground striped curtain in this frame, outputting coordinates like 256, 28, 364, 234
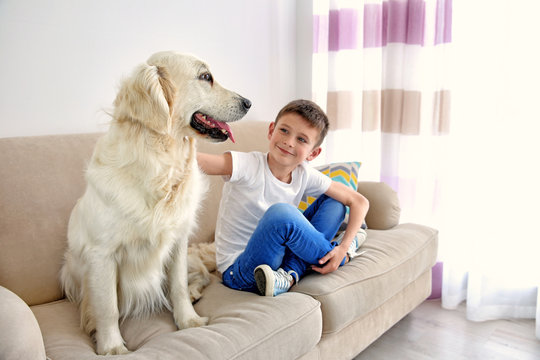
312, 0, 451, 227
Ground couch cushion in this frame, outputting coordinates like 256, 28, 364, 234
316, 270, 433, 359
356, 181, 401, 230
292, 223, 438, 335
0, 133, 101, 306
32, 275, 322, 360
0, 286, 46, 360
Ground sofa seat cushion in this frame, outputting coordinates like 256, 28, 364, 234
292, 223, 438, 335
31, 275, 322, 360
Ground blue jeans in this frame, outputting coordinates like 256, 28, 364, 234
222, 195, 346, 293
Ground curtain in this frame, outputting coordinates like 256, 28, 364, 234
312, 0, 539, 339
442, 0, 540, 339
312, 0, 451, 228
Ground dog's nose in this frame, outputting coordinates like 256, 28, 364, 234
241, 97, 252, 111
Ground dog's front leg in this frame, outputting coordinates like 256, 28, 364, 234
169, 238, 209, 329
87, 254, 129, 355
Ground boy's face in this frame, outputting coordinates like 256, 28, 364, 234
267, 113, 322, 167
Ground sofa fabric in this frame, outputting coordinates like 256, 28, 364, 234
356, 181, 401, 230
0, 133, 100, 306
0, 121, 438, 359
315, 270, 433, 360
0, 286, 46, 360
32, 276, 322, 360
293, 224, 438, 336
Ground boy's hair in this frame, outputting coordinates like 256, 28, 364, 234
274, 99, 329, 148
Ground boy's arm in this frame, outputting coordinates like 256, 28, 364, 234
311, 181, 369, 275
197, 152, 233, 176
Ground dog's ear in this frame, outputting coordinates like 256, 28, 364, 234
114, 64, 176, 134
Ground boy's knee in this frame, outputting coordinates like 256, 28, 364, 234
265, 203, 300, 221
323, 195, 346, 216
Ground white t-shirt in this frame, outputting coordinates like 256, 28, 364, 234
215, 151, 332, 273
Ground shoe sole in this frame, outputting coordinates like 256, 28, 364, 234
254, 265, 274, 296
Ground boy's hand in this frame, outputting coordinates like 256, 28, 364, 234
311, 245, 348, 275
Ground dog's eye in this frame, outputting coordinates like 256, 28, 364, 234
199, 72, 213, 85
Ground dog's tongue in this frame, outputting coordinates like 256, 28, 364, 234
214, 119, 235, 143
196, 113, 235, 143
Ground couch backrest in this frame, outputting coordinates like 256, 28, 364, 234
0, 121, 270, 306
0, 132, 101, 305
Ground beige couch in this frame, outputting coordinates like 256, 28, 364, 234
0, 121, 438, 360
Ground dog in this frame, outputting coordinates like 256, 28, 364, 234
60, 51, 250, 355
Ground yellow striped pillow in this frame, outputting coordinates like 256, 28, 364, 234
298, 161, 361, 211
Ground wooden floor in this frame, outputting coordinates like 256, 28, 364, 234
354, 299, 539, 360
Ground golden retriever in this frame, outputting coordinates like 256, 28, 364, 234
60, 51, 250, 355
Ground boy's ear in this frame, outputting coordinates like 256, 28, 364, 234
268, 121, 275, 140
306, 146, 322, 161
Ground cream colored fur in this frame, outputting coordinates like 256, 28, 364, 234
60, 51, 247, 355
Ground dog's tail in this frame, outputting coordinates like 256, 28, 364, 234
187, 242, 217, 303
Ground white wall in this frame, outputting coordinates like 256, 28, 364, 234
0, 0, 312, 137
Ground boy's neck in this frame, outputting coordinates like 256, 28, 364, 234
266, 153, 294, 184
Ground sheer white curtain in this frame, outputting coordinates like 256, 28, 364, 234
442, 0, 540, 338
311, 0, 540, 339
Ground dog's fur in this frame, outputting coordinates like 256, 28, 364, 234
60, 51, 250, 355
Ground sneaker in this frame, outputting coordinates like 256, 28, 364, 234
254, 265, 298, 297
335, 228, 367, 260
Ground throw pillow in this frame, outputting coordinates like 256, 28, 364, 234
299, 161, 363, 231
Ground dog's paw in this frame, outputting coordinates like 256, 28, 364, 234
177, 315, 209, 330
96, 331, 130, 355
97, 343, 130, 356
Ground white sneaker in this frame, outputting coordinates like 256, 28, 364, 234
254, 265, 298, 297
335, 228, 367, 260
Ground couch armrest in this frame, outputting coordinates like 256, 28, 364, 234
357, 181, 400, 230
0, 286, 46, 360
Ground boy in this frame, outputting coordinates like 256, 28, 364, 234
197, 99, 369, 296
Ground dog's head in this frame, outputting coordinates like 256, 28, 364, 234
113, 51, 251, 143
